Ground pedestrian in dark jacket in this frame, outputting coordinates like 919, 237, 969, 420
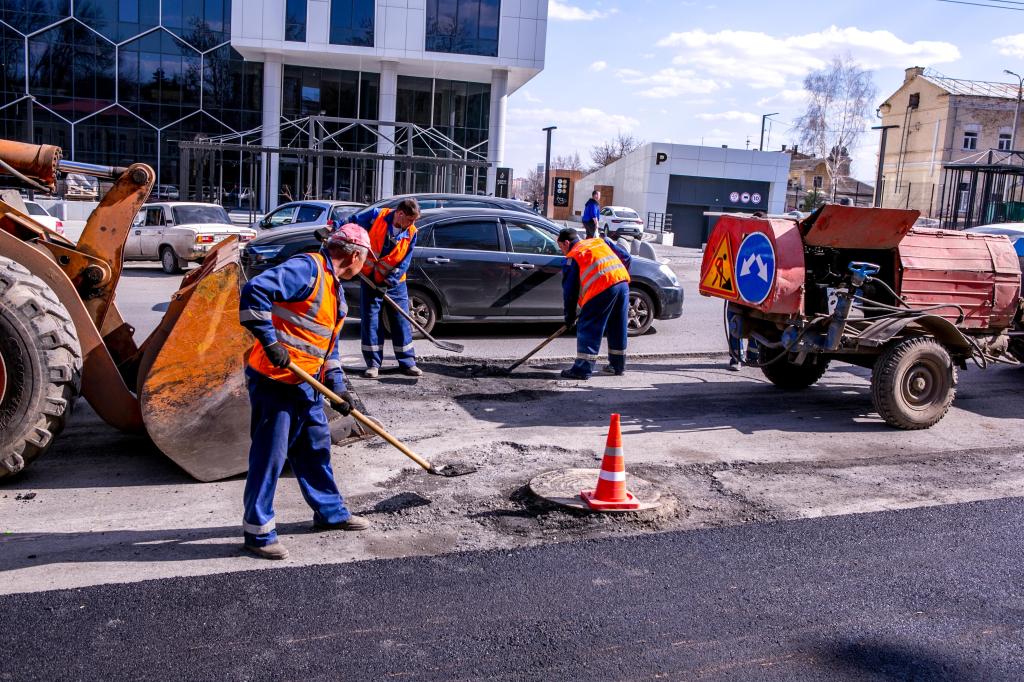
582, 189, 601, 238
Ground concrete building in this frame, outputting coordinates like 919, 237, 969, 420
572, 143, 790, 248
877, 67, 1023, 218
0, 0, 547, 210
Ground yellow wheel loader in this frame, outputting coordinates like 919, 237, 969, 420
0, 140, 369, 482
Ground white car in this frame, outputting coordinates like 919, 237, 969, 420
23, 200, 64, 236
599, 206, 645, 239
128, 202, 256, 274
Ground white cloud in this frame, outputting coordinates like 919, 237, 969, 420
695, 111, 760, 124
994, 34, 1024, 59
590, 60, 608, 72
504, 106, 640, 163
519, 89, 542, 103
615, 67, 721, 99
756, 89, 808, 108
549, 0, 617, 21
652, 26, 960, 90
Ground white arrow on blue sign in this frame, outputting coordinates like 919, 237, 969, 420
735, 232, 775, 305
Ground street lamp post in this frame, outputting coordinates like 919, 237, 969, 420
1005, 70, 1023, 152
871, 124, 899, 208
542, 125, 556, 218
760, 113, 779, 151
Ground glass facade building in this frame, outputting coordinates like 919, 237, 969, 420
0, 0, 262, 202
0, 0, 545, 207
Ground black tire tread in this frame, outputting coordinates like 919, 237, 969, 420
871, 336, 955, 430
761, 356, 830, 390
0, 256, 82, 478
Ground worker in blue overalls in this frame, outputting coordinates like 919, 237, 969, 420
238, 224, 373, 560
346, 198, 422, 379
556, 227, 632, 380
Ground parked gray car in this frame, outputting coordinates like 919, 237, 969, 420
254, 200, 365, 237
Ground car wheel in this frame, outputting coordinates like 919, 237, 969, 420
627, 287, 654, 336
381, 288, 438, 339
160, 246, 184, 275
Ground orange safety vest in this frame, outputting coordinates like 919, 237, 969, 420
248, 253, 345, 384
361, 208, 418, 285
568, 238, 631, 308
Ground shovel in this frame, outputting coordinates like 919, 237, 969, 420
504, 325, 569, 374
287, 362, 476, 477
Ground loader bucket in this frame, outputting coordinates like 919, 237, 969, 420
136, 239, 371, 482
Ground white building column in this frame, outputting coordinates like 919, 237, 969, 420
486, 68, 509, 195
260, 57, 282, 212
378, 60, 399, 199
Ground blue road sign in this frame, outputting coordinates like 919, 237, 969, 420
735, 232, 775, 305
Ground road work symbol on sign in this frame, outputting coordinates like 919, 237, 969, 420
735, 232, 775, 305
701, 235, 737, 298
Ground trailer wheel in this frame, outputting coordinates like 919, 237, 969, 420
872, 337, 956, 430
0, 256, 82, 479
761, 355, 830, 390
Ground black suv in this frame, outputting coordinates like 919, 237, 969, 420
241, 208, 683, 336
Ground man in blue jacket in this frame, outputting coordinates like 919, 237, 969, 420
581, 189, 601, 238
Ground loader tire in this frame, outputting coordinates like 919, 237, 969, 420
761, 355, 830, 390
0, 256, 82, 479
871, 337, 955, 430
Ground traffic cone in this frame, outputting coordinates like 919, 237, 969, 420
581, 413, 641, 510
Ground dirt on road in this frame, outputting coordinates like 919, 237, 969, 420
3, 354, 1024, 594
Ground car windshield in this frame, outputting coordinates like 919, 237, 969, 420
613, 209, 639, 220
24, 202, 48, 216
172, 205, 230, 224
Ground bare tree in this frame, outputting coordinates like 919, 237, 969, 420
590, 132, 642, 170
522, 167, 545, 205
794, 55, 876, 200
552, 151, 585, 172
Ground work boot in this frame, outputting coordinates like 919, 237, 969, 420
600, 365, 625, 376
363, 366, 379, 379
313, 515, 370, 532
400, 365, 423, 377
560, 368, 590, 380
728, 357, 742, 371
244, 541, 289, 560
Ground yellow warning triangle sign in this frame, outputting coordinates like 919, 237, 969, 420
701, 236, 738, 299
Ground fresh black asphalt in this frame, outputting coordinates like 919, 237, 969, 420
2, 497, 1023, 681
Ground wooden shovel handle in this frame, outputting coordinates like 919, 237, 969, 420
287, 362, 435, 473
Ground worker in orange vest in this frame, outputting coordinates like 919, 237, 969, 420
556, 227, 632, 379
238, 224, 372, 560
347, 198, 422, 378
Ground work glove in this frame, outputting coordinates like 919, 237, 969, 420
263, 342, 291, 369
563, 313, 576, 330
330, 391, 354, 417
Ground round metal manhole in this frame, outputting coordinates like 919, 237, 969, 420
0, 350, 6, 405
528, 468, 666, 513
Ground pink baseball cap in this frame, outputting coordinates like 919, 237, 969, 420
327, 223, 371, 250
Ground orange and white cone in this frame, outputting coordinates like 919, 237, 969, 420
581, 413, 640, 510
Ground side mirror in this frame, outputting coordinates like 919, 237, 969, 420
314, 227, 331, 243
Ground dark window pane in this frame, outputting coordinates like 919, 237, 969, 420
159, 111, 231, 196
74, 104, 157, 169
203, 44, 263, 132
117, 28, 201, 127
285, 0, 306, 41
282, 65, 368, 120
163, 0, 230, 51
75, 0, 158, 43
426, 0, 500, 57
295, 204, 323, 223
506, 220, 558, 255
329, 0, 374, 47
0, 0, 69, 34
28, 20, 115, 121
396, 75, 432, 126
1, 22, 25, 105
431, 220, 500, 251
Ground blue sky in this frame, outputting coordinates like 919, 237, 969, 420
504, 0, 1024, 180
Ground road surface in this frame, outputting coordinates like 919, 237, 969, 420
2, 497, 1021, 680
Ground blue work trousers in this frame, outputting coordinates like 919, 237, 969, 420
242, 373, 351, 547
360, 280, 416, 369
570, 281, 630, 377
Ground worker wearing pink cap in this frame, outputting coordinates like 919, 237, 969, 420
238, 222, 373, 560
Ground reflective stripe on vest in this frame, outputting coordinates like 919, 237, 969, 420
569, 238, 630, 308
247, 253, 345, 384
361, 208, 418, 285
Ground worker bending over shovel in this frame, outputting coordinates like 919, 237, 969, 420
556, 227, 632, 380
238, 225, 372, 560
346, 198, 422, 378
